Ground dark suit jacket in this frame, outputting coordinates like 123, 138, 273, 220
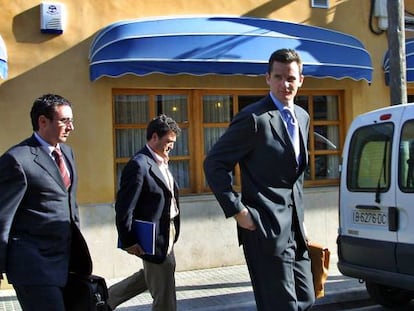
115, 145, 180, 264
0, 134, 91, 287
204, 95, 309, 256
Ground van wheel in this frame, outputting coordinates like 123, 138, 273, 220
365, 281, 414, 307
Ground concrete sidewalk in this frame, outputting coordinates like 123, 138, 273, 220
0, 255, 370, 311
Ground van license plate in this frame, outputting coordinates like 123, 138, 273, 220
352, 210, 387, 226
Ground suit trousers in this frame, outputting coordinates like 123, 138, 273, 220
241, 228, 315, 311
107, 252, 176, 310
14, 285, 65, 311
108, 222, 177, 311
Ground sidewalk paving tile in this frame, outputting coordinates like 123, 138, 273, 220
0, 257, 369, 311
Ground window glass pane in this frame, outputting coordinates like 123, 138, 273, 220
347, 123, 393, 191
156, 95, 188, 122
295, 95, 309, 111
313, 96, 338, 121
238, 95, 264, 111
171, 128, 189, 156
314, 125, 339, 150
315, 154, 340, 179
115, 129, 146, 158
116, 163, 127, 190
204, 128, 227, 154
203, 95, 233, 123
399, 120, 414, 192
114, 95, 149, 124
170, 160, 190, 188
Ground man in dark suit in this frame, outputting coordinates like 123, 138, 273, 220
204, 49, 315, 311
0, 94, 91, 310
108, 114, 181, 311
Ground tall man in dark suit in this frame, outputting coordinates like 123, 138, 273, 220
204, 49, 315, 311
0, 94, 92, 310
108, 114, 181, 311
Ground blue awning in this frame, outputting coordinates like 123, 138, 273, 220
383, 38, 414, 85
0, 35, 7, 80
89, 16, 373, 82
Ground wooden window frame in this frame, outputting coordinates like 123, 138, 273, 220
112, 88, 344, 195
112, 89, 194, 195
300, 90, 344, 186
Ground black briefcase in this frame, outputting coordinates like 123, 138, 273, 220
64, 272, 109, 310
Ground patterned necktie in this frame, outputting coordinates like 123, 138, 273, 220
53, 147, 71, 189
284, 108, 300, 163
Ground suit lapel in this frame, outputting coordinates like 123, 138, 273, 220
295, 106, 309, 167
268, 108, 296, 158
28, 136, 73, 191
267, 100, 309, 171
295, 106, 308, 138
31, 145, 67, 190
142, 147, 171, 192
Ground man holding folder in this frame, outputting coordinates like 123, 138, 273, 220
108, 114, 181, 311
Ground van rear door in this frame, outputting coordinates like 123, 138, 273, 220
395, 104, 414, 275
339, 108, 401, 273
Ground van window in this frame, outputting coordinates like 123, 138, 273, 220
399, 120, 414, 191
347, 123, 393, 191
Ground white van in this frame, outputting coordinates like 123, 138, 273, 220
338, 103, 414, 307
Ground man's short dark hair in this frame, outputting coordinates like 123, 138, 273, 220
146, 114, 181, 140
30, 94, 72, 131
267, 49, 303, 74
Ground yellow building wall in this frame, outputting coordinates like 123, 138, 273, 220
0, 0, 409, 203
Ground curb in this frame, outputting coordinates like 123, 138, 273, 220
315, 287, 370, 306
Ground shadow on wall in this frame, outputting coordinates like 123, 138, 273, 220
243, 0, 295, 18
12, 4, 56, 43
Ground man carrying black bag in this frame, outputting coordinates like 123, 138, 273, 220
0, 94, 108, 310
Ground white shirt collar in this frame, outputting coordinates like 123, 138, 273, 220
146, 144, 167, 166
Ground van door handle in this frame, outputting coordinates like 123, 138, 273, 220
388, 206, 398, 232
355, 205, 380, 210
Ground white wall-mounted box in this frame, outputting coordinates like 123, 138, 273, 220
40, 2, 66, 34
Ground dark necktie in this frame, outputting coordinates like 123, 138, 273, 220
53, 147, 71, 189
284, 108, 300, 162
